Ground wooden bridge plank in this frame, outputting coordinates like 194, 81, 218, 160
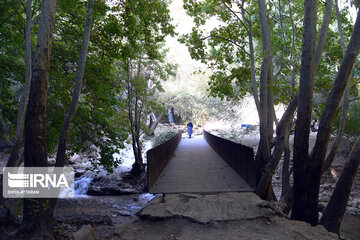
149, 137, 253, 194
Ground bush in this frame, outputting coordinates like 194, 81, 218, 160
333, 100, 360, 137
152, 129, 179, 147
344, 100, 360, 136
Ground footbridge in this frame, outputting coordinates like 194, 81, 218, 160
147, 130, 256, 194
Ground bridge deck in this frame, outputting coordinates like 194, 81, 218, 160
150, 136, 253, 194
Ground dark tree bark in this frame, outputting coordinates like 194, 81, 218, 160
18, 0, 57, 238
306, 8, 360, 226
255, 0, 332, 203
322, 0, 350, 173
281, 129, 291, 198
291, 0, 317, 223
255, 94, 297, 199
320, 136, 360, 234
127, 59, 145, 178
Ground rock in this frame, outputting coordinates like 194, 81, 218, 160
118, 192, 338, 240
86, 175, 139, 196
340, 213, 360, 240
70, 153, 81, 163
354, 199, 360, 209
114, 224, 125, 235
75, 171, 85, 178
117, 192, 338, 240
73, 224, 96, 240
318, 202, 327, 212
55, 214, 113, 225
138, 192, 275, 224
86, 184, 138, 195
319, 195, 330, 203
48, 158, 56, 165
86, 145, 99, 158
322, 183, 333, 191
346, 206, 360, 214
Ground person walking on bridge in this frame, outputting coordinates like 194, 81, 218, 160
187, 121, 193, 138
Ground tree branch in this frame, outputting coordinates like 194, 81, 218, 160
199, 35, 250, 56
218, 0, 250, 34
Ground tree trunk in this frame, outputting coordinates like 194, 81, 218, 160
147, 113, 164, 136
306, 8, 360, 226
287, 0, 296, 90
323, 81, 350, 172
6, 0, 33, 168
255, 0, 273, 200
240, 2, 260, 113
314, 0, 332, 73
130, 137, 144, 177
322, 0, 350, 172
291, 0, 317, 223
255, 94, 297, 199
55, 0, 94, 168
131, 110, 144, 177
320, 136, 360, 234
46, 0, 94, 221
281, 121, 291, 199
18, 0, 57, 238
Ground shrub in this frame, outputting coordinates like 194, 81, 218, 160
344, 100, 360, 136
152, 129, 179, 147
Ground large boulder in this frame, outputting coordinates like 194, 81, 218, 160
86, 175, 139, 196
138, 192, 275, 223
73, 224, 96, 240
114, 192, 338, 240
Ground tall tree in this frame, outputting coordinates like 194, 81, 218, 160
113, 0, 175, 177
6, 0, 33, 167
46, 0, 95, 222
291, 0, 318, 223
120, 54, 175, 177
322, 0, 352, 172
255, 0, 274, 200
303, 7, 360, 225
55, 0, 95, 168
19, 0, 57, 238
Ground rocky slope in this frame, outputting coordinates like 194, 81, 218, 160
112, 192, 338, 240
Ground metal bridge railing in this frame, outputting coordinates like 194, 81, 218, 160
147, 131, 182, 191
203, 130, 256, 189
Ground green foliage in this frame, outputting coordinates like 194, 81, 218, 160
181, 0, 356, 112
159, 89, 243, 127
180, 0, 261, 102
334, 100, 360, 137
44, 0, 128, 168
0, 0, 176, 172
0, 0, 30, 140
152, 129, 179, 147
345, 101, 360, 136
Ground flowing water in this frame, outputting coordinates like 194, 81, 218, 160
59, 141, 155, 215
168, 109, 174, 123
